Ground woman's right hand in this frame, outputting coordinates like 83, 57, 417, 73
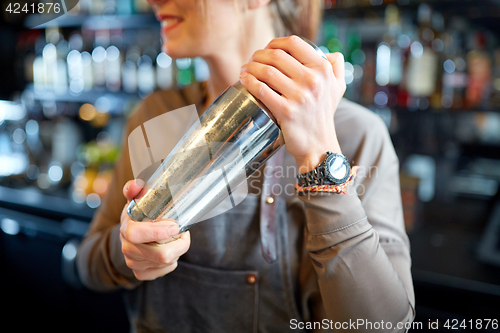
119, 180, 191, 281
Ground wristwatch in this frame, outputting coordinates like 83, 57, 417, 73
297, 151, 351, 187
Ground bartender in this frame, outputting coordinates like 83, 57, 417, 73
76, 0, 415, 331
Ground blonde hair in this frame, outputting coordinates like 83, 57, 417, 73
197, 0, 324, 43
269, 0, 324, 42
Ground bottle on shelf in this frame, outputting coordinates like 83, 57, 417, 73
405, 3, 438, 110
465, 31, 492, 109
488, 49, 500, 108
441, 30, 468, 110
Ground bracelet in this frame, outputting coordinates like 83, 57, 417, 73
295, 166, 359, 195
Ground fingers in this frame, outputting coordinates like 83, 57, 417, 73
123, 179, 145, 202
122, 231, 190, 266
132, 262, 179, 281
121, 230, 191, 281
240, 61, 297, 99
249, 48, 304, 80
326, 52, 346, 85
266, 35, 322, 66
121, 218, 180, 244
239, 71, 286, 123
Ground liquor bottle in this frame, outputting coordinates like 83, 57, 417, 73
465, 31, 492, 109
489, 49, 500, 108
105, 45, 122, 92
406, 3, 438, 106
122, 46, 140, 93
441, 31, 467, 109
137, 55, 155, 95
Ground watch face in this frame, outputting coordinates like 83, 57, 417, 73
326, 154, 350, 183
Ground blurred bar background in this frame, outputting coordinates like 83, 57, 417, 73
1, 0, 500, 331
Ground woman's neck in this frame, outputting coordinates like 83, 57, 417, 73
201, 7, 276, 112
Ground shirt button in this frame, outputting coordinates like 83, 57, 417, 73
265, 196, 274, 204
246, 273, 258, 285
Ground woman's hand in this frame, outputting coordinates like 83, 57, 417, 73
119, 180, 191, 281
239, 35, 346, 173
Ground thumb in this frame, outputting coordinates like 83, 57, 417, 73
325, 52, 345, 83
123, 179, 145, 202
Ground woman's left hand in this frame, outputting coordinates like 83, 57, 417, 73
239, 35, 346, 173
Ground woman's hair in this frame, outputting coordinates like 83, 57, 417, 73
197, 0, 324, 43
268, 0, 324, 42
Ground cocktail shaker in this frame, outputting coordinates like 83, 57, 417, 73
127, 38, 327, 236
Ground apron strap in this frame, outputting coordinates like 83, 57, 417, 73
260, 147, 285, 264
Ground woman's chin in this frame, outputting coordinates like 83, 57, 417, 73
161, 41, 199, 59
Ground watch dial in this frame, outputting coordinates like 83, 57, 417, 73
328, 156, 348, 180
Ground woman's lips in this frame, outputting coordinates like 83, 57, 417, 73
158, 15, 183, 34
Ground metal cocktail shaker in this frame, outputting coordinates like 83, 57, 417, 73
127, 38, 327, 235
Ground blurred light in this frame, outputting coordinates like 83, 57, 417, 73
95, 96, 111, 113
0, 101, 26, 121
397, 35, 411, 49
48, 164, 63, 182
404, 154, 435, 202
79, 103, 96, 121
432, 38, 444, 52
353, 65, 363, 80
177, 70, 193, 86
69, 34, 83, 51
419, 97, 430, 110
37, 173, 50, 189
327, 38, 343, 53
26, 164, 39, 180
376, 43, 390, 86
81, 51, 92, 66
138, 55, 152, 68
96, 131, 111, 144
410, 42, 423, 58
370, 0, 383, 5
72, 189, 86, 203
318, 46, 330, 55
422, 28, 435, 42
106, 46, 120, 62
92, 46, 106, 63
70, 78, 85, 94
70, 161, 85, 177
12, 128, 26, 144
351, 49, 366, 65
494, 78, 500, 91
86, 193, 101, 208
67, 50, 81, 65
62, 242, 78, 260
374, 91, 388, 107
0, 153, 28, 177
25, 119, 39, 136
93, 177, 108, 195
176, 58, 192, 70
42, 43, 57, 60
344, 62, 354, 85
91, 111, 111, 128
441, 95, 453, 109
455, 57, 466, 72
1, 218, 20, 236
74, 175, 88, 190
194, 57, 210, 82
156, 52, 172, 68
443, 59, 455, 73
